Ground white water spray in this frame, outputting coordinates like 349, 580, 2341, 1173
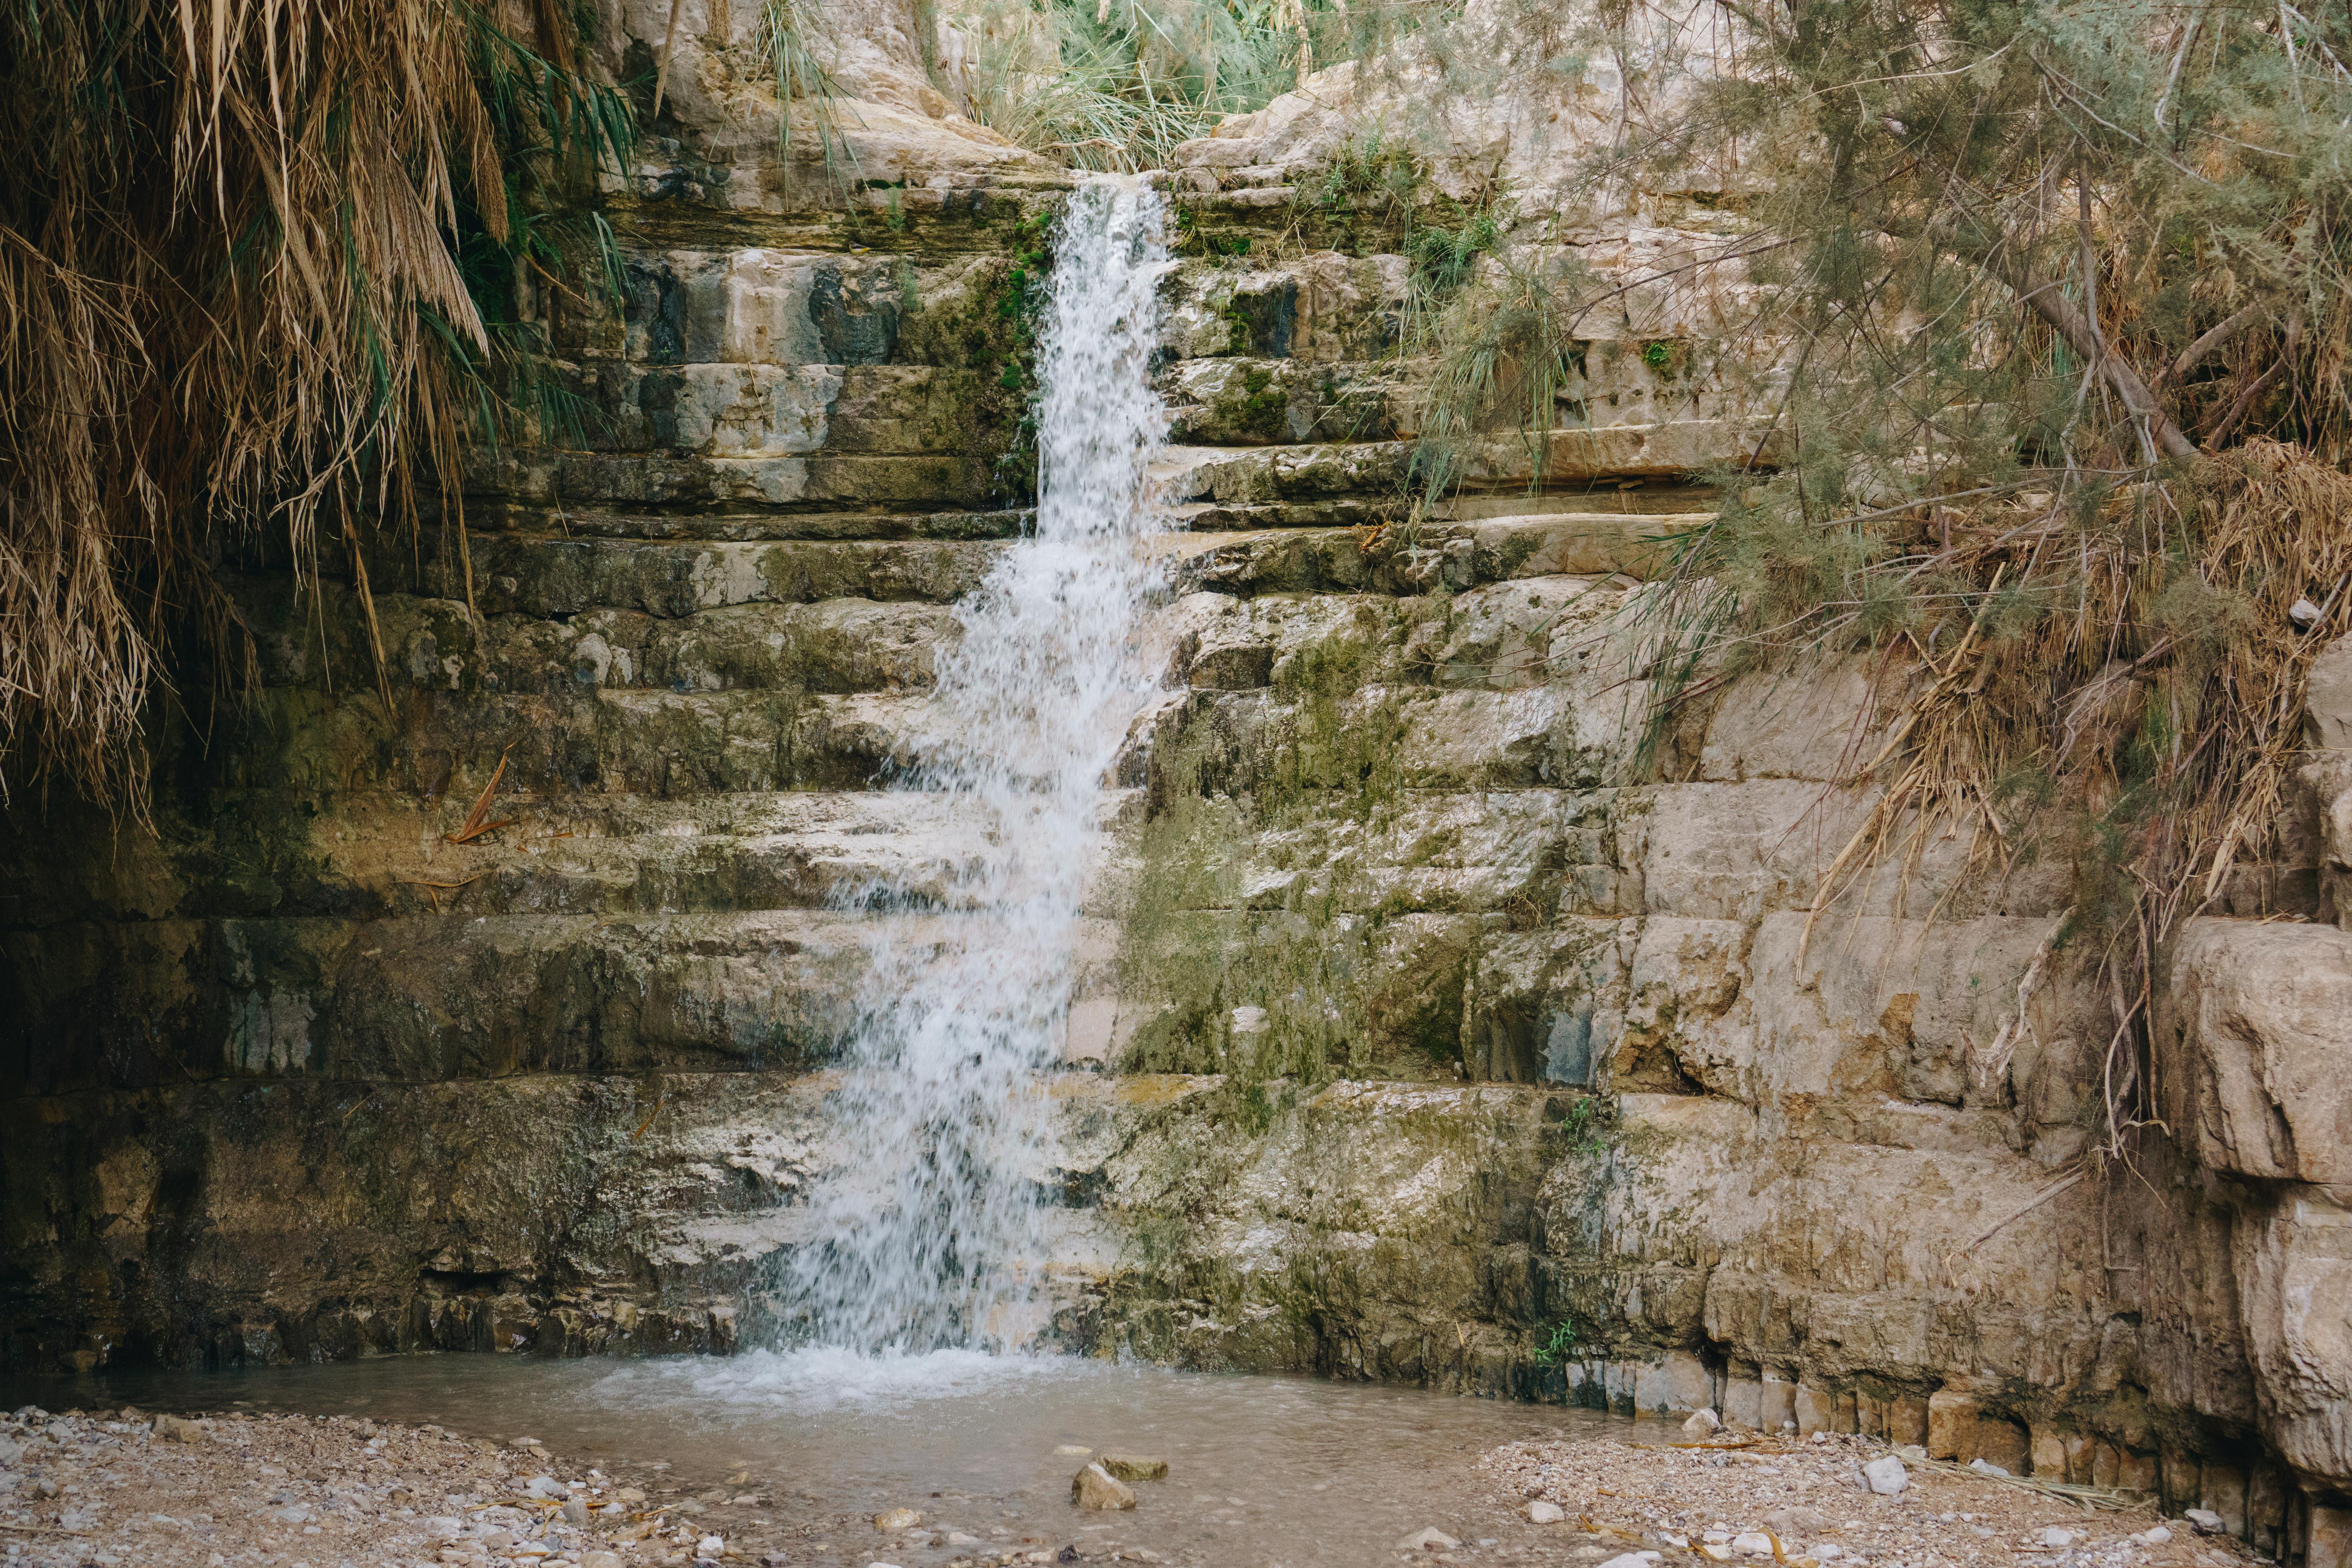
780, 178, 1172, 1356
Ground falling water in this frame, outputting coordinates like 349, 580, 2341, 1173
779, 177, 1172, 1357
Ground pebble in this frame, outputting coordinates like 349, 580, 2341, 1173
1098, 1452, 1169, 1483
1527, 1500, 1566, 1523
1070, 1461, 1136, 1511
2186, 1510, 2226, 1535
2039, 1527, 2076, 1547
1863, 1455, 1909, 1495
2137, 1527, 2174, 1546
1600, 1554, 1657, 1568
1733, 1531, 1775, 1555
875, 1508, 923, 1531
1684, 1409, 1724, 1437
1397, 1526, 1461, 1550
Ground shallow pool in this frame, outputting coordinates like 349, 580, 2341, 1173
3, 1350, 1659, 1565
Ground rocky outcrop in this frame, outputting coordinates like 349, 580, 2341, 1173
3, 4, 2349, 1565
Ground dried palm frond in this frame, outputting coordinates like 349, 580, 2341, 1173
0, 0, 630, 810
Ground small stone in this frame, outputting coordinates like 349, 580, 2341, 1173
1766, 1508, 1833, 1535
1896, 1446, 1927, 1464
1098, 1453, 1168, 1483
617, 1488, 648, 1503
2185, 1510, 2225, 1535
1071, 1463, 1135, 1512
1863, 1456, 1909, 1496
1700, 1547, 1735, 1561
1734, 1533, 1775, 1555
1817, 1549, 1844, 1561
1601, 1554, 1657, 1568
696, 1536, 724, 1559
1397, 1528, 1461, 1551
1527, 1501, 1566, 1524
525, 1475, 565, 1499
875, 1508, 923, 1532
1684, 1409, 1724, 1437
1969, 1458, 2012, 1479
2135, 1528, 2172, 1546
152, 1414, 206, 1443
583, 1557, 622, 1568
2037, 1528, 2074, 1548
563, 1496, 590, 1526
947, 1534, 980, 1545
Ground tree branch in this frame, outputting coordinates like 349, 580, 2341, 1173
2005, 261, 2200, 458
2156, 302, 2267, 390
2202, 310, 2303, 445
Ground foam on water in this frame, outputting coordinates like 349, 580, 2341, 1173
593, 1346, 1095, 1416
777, 176, 1172, 1356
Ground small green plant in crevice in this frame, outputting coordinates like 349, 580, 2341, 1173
1553, 1093, 1612, 1157
755, 0, 857, 194
1174, 204, 1255, 260
1406, 245, 1593, 514
1296, 131, 1429, 224
888, 205, 1058, 503
1533, 1314, 1587, 1365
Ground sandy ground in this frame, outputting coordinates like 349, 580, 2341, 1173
0, 1404, 2270, 1568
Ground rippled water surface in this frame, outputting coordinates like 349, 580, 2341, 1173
6, 1351, 1653, 1564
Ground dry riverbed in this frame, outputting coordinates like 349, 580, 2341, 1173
0, 1405, 2273, 1568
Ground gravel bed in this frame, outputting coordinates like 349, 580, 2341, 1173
0, 1404, 2278, 1568
1472, 1434, 2267, 1568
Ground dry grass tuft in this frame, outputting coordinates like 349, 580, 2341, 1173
0, 0, 627, 810
1651, 439, 2352, 1158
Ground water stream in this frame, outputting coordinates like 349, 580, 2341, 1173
781, 177, 1174, 1355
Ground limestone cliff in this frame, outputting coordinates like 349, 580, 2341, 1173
2, 6, 2347, 1568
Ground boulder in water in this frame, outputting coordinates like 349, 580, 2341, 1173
874, 1508, 922, 1531
1099, 1453, 1168, 1483
1071, 1462, 1136, 1511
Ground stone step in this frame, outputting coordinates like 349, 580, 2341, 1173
452, 533, 1002, 616
1156, 423, 1757, 508
238, 579, 959, 698
1165, 484, 1715, 533
463, 504, 1032, 542
1156, 511, 1708, 592
2, 789, 1149, 928
345, 529, 996, 615
0, 907, 1127, 1095
218, 686, 941, 799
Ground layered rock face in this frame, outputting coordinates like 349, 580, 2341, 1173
2, 5, 2348, 1566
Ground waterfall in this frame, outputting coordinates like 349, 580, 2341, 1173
779, 177, 1172, 1357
